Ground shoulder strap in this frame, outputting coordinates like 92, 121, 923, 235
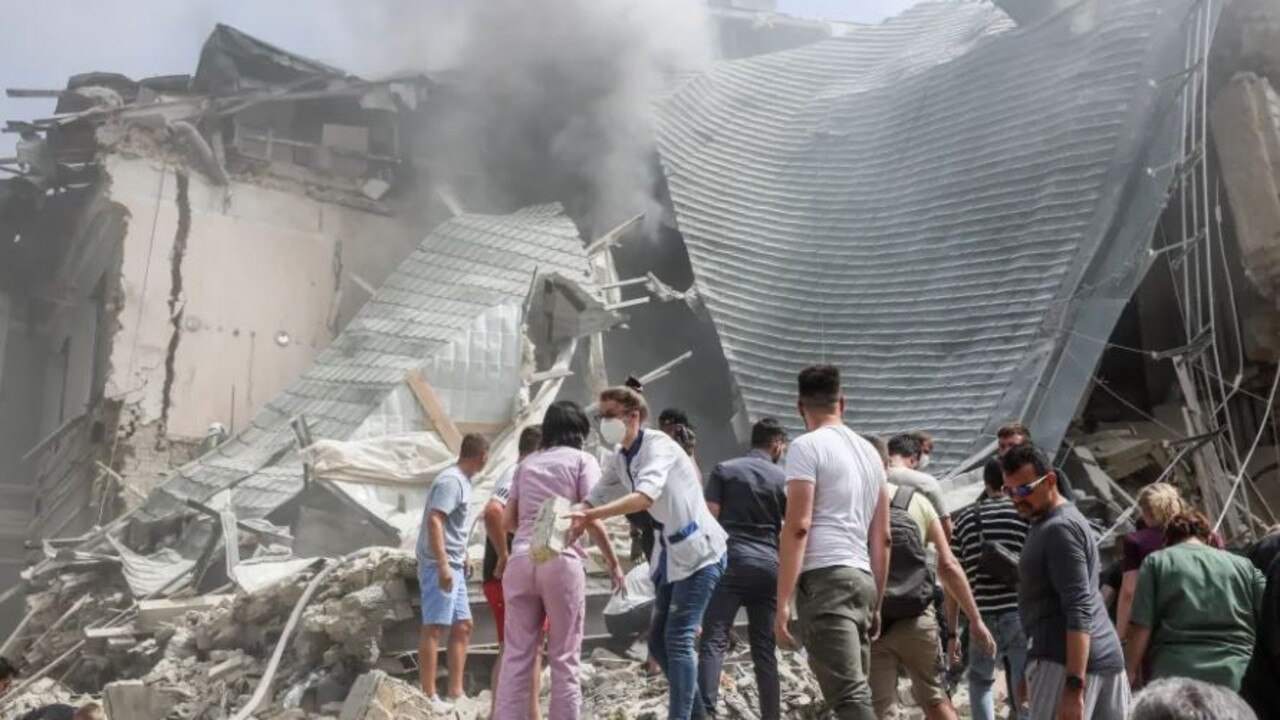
891, 485, 915, 511
973, 498, 985, 543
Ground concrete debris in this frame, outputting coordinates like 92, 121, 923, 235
580, 646, 827, 720
3, 543, 843, 719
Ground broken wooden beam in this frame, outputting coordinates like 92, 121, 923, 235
404, 369, 462, 454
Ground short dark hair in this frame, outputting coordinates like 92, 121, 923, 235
540, 401, 590, 450
798, 364, 841, 410
906, 430, 933, 448
982, 457, 1004, 492
0, 657, 16, 680
1164, 511, 1212, 546
887, 433, 922, 461
659, 408, 689, 427
751, 418, 787, 449
997, 421, 1032, 440
459, 433, 490, 460
517, 425, 542, 456
1000, 442, 1052, 477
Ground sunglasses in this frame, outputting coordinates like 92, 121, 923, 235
1004, 473, 1049, 498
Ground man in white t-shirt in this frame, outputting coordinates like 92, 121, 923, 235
774, 364, 891, 720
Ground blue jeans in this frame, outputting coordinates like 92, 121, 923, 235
968, 610, 1029, 720
650, 555, 727, 720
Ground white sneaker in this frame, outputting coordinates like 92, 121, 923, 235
428, 695, 455, 713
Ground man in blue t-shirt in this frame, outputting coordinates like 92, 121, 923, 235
417, 433, 489, 711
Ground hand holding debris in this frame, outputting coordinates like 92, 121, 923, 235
437, 565, 454, 593
564, 506, 590, 543
971, 619, 997, 658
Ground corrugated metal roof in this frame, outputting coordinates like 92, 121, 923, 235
136, 204, 593, 520
655, 0, 1204, 470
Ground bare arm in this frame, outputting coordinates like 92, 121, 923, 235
706, 501, 721, 519
484, 501, 508, 553
869, 487, 892, 609
1115, 570, 1138, 636
1125, 624, 1151, 686
931, 519, 981, 625
428, 510, 450, 568
777, 480, 815, 616
585, 518, 626, 591
503, 496, 519, 536
584, 491, 654, 521
944, 591, 960, 635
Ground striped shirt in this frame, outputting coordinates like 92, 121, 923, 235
952, 494, 1029, 615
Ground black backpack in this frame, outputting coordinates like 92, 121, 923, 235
881, 486, 935, 622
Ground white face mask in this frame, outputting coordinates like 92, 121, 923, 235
599, 417, 627, 446
918, 453, 931, 470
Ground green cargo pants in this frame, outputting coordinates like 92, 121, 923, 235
795, 565, 877, 720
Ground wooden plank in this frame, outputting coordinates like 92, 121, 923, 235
404, 369, 462, 454
454, 422, 508, 438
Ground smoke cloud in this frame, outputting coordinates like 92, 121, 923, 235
350, 0, 715, 235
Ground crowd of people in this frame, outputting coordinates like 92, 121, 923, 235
406, 363, 1275, 720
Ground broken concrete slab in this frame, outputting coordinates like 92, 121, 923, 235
103, 679, 174, 720
338, 670, 433, 720
137, 594, 234, 631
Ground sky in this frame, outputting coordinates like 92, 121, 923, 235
0, 0, 921, 154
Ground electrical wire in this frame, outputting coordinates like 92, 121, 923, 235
1214, 362, 1280, 533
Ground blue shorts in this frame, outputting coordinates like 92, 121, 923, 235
419, 564, 472, 626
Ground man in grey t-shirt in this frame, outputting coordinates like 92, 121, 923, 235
417, 433, 490, 709
1003, 443, 1128, 720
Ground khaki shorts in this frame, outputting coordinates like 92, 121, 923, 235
869, 609, 947, 718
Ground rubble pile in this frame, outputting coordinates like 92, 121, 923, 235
4, 542, 846, 719
580, 646, 826, 720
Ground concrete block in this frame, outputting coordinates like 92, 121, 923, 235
339, 670, 433, 720
137, 594, 234, 631
104, 679, 174, 720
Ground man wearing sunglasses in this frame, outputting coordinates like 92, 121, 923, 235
1004, 444, 1128, 720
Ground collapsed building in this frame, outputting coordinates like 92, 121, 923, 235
0, 0, 1278, 717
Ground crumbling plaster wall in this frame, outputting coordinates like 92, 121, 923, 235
102, 155, 421, 489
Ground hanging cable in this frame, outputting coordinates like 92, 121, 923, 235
1214, 362, 1280, 534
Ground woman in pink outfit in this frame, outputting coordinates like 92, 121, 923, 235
496, 401, 625, 720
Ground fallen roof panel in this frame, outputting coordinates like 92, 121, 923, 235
134, 204, 595, 522
656, 0, 1212, 470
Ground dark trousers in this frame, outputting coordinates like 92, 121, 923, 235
696, 556, 780, 719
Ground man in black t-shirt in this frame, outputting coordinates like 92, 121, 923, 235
696, 419, 788, 720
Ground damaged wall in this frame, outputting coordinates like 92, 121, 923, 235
1211, 73, 1280, 362
101, 156, 422, 499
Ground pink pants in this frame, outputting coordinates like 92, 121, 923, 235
495, 553, 586, 720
